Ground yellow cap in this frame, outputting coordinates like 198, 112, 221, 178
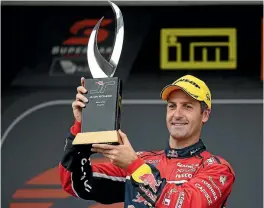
160, 75, 212, 109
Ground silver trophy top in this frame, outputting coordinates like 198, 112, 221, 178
87, 0, 124, 78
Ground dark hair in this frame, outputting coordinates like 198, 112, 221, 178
200, 101, 208, 113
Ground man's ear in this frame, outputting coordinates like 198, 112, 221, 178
202, 109, 210, 123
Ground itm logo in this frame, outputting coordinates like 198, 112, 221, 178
160, 28, 237, 70
90, 80, 115, 94
51, 19, 113, 56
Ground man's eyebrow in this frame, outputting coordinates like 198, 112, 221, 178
182, 101, 194, 105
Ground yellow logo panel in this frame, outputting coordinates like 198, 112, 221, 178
160, 28, 237, 70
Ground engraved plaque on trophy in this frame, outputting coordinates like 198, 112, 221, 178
73, 1, 124, 146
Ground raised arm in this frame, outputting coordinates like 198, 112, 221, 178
59, 121, 126, 204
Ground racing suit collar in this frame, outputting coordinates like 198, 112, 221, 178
165, 139, 206, 158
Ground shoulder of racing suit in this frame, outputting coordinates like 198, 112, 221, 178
200, 151, 235, 177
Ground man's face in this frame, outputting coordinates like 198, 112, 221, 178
166, 89, 210, 141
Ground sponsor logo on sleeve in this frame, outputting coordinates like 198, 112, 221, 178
201, 179, 218, 201
139, 185, 157, 203
80, 158, 92, 192
139, 174, 162, 193
162, 188, 177, 206
175, 191, 185, 208
220, 175, 227, 185
132, 192, 149, 206
206, 157, 216, 165
208, 176, 222, 197
195, 183, 213, 205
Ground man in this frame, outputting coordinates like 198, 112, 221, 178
59, 74, 235, 207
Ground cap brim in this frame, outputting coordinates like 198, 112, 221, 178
161, 85, 181, 100
161, 84, 203, 102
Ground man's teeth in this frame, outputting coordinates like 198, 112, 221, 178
173, 123, 186, 126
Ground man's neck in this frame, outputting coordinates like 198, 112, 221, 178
169, 135, 200, 149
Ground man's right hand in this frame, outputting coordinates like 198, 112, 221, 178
72, 77, 88, 122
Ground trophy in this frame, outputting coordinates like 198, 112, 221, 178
72, 1, 124, 146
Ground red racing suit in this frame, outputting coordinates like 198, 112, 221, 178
59, 121, 235, 207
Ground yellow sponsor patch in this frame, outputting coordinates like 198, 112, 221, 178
132, 164, 152, 183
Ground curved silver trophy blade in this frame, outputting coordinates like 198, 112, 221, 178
87, 0, 124, 78
108, 0, 124, 77
87, 17, 109, 78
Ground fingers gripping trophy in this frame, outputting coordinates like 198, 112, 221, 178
72, 1, 124, 148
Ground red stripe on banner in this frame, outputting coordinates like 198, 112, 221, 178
10, 203, 53, 208
26, 167, 60, 185
12, 189, 70, 199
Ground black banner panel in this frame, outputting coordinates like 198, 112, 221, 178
2, 4, 263, 87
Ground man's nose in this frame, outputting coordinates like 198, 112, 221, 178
173, 107, 183, 119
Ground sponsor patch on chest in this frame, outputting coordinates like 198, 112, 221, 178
174, 162, 199, 179
175, 173, 193, 179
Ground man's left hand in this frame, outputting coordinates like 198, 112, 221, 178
91, 130, 138, 170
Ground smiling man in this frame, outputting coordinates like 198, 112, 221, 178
164, 76, 211, 150
59, 74, 235, 208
